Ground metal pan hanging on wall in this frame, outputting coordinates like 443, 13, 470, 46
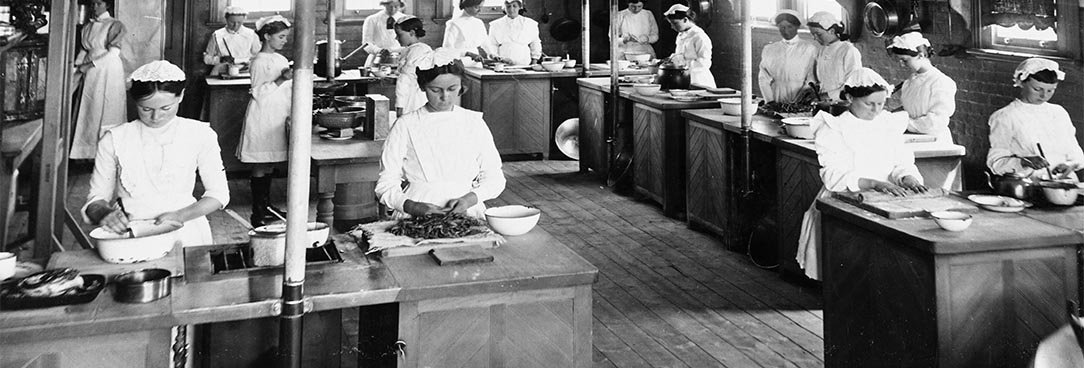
863, 0, 911, 38
549, 0, 581, 41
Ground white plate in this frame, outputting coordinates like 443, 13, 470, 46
319, 134, 352, 141
967, 194, 1031, 212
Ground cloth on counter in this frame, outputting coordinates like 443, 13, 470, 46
758, 36, 818, 103
237, 52, 291, 163
900, 66, 956, 142
987, 99, 1084, 179
797, 110, 921, 280
81, 117, 229, 247
203, 26, 262, 66
614, 8, 659, 59
71, 12, 126, 160
395, 42, 433, 113
814, 40, 862, 103
375, 106, 506, 219
670, 24, 715, 88
350, 220, 505, 255
485, 15, 542, 66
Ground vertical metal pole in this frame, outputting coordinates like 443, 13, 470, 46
581, 0, 589, 76
608, 0, 619, 169
326, 0, 337, 81
280, 0, 315, 366
37, 0, 78, 256
740, 0, 753, 194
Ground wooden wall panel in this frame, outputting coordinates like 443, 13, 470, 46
633, 104, 665, 204
0, 329, 171, 368
685, 120, 727, 237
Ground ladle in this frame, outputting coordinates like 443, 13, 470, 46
267, 206, 288, 223
1037, 143, 1055, 179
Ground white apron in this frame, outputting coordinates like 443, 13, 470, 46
72, 17, 127, 160
395, 43, 432, 113
237, 52, 291, 163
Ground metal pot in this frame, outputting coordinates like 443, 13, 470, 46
372, 51, 400, 66
656, 62, 690, 91
113, 268, 171, 304
333, 96, 368, 108
249, 222, 331, 267
986, 172, 1034, 200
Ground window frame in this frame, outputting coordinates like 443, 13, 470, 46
741, 0, 848, 32
207, 0, 416, 25
972, 0, 1079, 58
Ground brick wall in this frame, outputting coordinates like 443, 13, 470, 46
707, 2, 1084, 190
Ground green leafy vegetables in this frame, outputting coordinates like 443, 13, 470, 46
388, 213, 487, 239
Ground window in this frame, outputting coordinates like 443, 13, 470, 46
976, 0, 1078, 57
212, 0, 292, 19
747, 0, 844, 27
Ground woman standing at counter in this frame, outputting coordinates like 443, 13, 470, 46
71, 0, 126, 160
362, 0, 408, 67
394, 16, 433, 115
663, 4, 715, 88
238, 16, 292, 226
613, 0, 659, 59
797, 68, 927, 280
442, 0, 487, 65
807, 11, 861, 103
486, 0, 542, 66
987, 58, 1084, 180
888, 32, 957, 143
83, 60, 229, 246
758, 9, 818, 103
376, 57, 506, 219
202, 6, 262, 76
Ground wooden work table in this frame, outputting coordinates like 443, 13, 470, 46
460, 67, 577, 159
817, 197, 1082, 367
0, 227, 597, 368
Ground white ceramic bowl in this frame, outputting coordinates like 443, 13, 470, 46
625, 52, 651, 63
718, 97, 758, 116
541, 61, 564, 72
607, 60, 632, 70
252, 222, 330, 248
634, 83, 661, 95
90, 220, 180, 264
0, 252, 14, 280
564, 59, 577, 68
669, 89, 691, 97
781, 117, 815, 139
485, 205, 541, 236
1042, 186, 1079, 205
542, 56, 563, 63
929, 211, 973, 232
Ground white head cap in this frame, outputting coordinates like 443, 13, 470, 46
664, 4, 690, 17
129, 60, 186, 83
255, 15, 291, 31
888, 32, 930, 52
224, 6, 247, 16
843, 68, 893, 94
1013, 57, 1065, 87
774, 9, 801, 25
807, 11, 842, 29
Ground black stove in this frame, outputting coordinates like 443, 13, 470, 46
209, 241, 343, 274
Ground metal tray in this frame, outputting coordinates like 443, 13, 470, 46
0, 274, 105, 310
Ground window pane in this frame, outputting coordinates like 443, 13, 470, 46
345, 0, 382, 10
230, 0, 290, 12
989, 24, 1058, 50
751, 1, 779, 19
483, 0, 504, 6
803, 0, 843, 21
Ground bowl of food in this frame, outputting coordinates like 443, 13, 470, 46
485, 205, 541, 236
1038, 180, 1079, 205
564, 59, 577, 68
89, 220, 180, 264
541, 61, 564, 72
633, 83, 661, 95
542, 56, 563, 63
929, 211, 972, 231
624, 52, 651, 63
315, 107, 365, 129
718, 97, 759, 116
781, 117, 815, 139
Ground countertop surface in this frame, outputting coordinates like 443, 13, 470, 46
207, 69, 386, 86
0, 227, 597, 343
577, 77, 722, 110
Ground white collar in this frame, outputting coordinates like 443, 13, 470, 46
780, 36, 799, 45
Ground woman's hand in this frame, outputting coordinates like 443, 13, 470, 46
91, 205, 130, 234
444, 192, 478, 214
404, 200, 446, 218
1019, 155, 1049, 170
871, 180, 909, 197
154, 211, 186, 231
899, 175, 928, 193
76, 62, 93, 73
465, 52, 483, 62
1052, 163, 1078, 177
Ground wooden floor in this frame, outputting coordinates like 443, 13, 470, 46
36, 159, 825, 367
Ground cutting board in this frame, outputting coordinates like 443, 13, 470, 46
834, 190, 978, 219
429, 245, 494, 266
380, 239, 499, 258
47, 242, 185, 278
903, 133, 937, 144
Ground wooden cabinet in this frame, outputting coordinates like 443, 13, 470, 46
1, 329, 171, 368
685, 119, 729, 238
462, 74, 552, 159
578, 87, 607, 174
632, 104, 688, 217
774, 147, 822, 277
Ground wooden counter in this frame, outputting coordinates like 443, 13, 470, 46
0, 227, 597, 368
817, 197, 1082, 367
460, 67, 576, 159
681, 109, 967, 275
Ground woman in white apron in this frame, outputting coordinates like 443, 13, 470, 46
362, 0, 408, 67
71, 0, 127, 160
758, 10, 818, 103
238, 16, 292, 226
888, 32, 957, 143
807, 11, 861, 103
376, 57, 506, 219
82, 60, 229, 248
663, 4, 715, 88
485, 0, 542, 66
613, 0, 659, 59
796, 68, 927, 280
442, 0, 488, 67
393, 16, 433, 115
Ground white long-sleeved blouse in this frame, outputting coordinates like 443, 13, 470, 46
899, 67, 957, 142
814, 41, 862, 102
395, 42, 433, 113
614, 9, 659, 57
758, 37, 818, 103
203, 26, 262, 65
362, 11, 408, 54
671, 24, 714, 87
485, 15, 542, 65
813, 110, 922, 192
375, 106, 506, 219
442, 13, 488, 56
986, 99, 1084, 178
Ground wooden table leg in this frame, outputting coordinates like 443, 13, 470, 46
317, 191, 335, 229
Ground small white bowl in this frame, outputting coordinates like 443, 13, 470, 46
669, 89, 691, 97
90, 220, 180, 264
781, 117, 815, 139
0, 252, 14, 280
564, 59, 577, 68
625, 52, 651, 63
633, 83, 661, 95
718, 97, 759, 116
485, 205, 541, 236
541, 61, 564, 72
607, 60, 632, 70
929, 211, 973, 232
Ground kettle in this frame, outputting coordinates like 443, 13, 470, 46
656, 61, 690, 91
986, 171, 1034, 200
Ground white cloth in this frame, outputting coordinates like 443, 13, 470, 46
203, 26, 262, 66
362, 11, 408, 65
82, 117, 229, 247
237, 52, 291, 163
1032, 320, 1084, 368
375, 106, 506, 219
614, 9, 659, 59
889, 32, 930, 52
1014, 57, 1064, 87
670, 24, 715, 88
843, 67, 891, 92
72, 13, 126, 160
663, 4, 690, 16
129, 60, 186, 82
797, 110, 921, 280
485, 15, 542, 66
758, 37, 818, 102
815, 41, 862, 102
396, 42, 433, 113
986, 99, 1084, 179
899, 67, 956, 142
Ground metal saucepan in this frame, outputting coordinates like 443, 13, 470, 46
113, 268, 171, 303
986, 172, 1034, 200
